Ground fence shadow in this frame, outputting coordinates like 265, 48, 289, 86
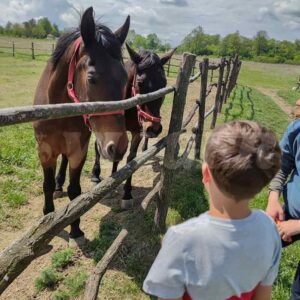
87, 158, 208, 296
224, 85, 255, 121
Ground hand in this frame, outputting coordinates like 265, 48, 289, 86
266, 191, 284, 221
277, 220, 300, 242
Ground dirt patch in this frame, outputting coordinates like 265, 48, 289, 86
256, 87, 293, 119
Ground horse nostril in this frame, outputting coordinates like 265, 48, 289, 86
106, 142, 116, 158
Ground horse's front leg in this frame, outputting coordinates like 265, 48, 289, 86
55, 154, 68, 195
91, 140, 101, 183
67, 150, 88, 246
122, 131, 142, 207
142, 137, 149, 152
39, 153, 58, 215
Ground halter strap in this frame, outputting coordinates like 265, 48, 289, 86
131, 73, 162, 126
67, 37, 124, 130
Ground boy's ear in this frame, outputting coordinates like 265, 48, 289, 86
202, 162, 211, 184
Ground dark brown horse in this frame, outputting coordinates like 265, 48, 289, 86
55, 45, 175, 208
33, 7, 130, 244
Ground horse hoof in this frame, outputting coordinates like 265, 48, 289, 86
91, 176, 102, 184
121, 199, 133, 210
53, 190, 64, 199
69, 235, 86, 248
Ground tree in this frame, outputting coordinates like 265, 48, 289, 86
146, 33, 160, 50
37, 17, 52, 35
132, 34, 147, 49
254, 31, 269, 56
52, 24, 60, 37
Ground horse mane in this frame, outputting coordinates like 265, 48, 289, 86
51, 23, 122, 67
137, 50, 162, 71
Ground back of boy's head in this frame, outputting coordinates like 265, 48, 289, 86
205, 121, 281, 200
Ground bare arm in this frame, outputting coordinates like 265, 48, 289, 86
252, 285, 272, 300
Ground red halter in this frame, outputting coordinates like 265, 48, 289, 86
67, 37, 124, 130
131, 74, 162, 126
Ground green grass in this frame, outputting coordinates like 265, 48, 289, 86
51, 249, 75, 270
278, 89, 300, 106
52, 289, 70, 300
89, 221, 122, 263
219, 85, 289, 137
63, 271, 89, 298
238, 61, 300, 89
35, 268, 61, 292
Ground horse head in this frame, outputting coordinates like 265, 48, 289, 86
126, 44, 176, 138
74, 7, 130, 161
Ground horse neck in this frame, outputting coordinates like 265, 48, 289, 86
48, 44, 77, 104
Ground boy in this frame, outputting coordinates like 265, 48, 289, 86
143, 121, 282, 300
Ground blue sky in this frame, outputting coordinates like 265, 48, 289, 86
0, 0, 300, 45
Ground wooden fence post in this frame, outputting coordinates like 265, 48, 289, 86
12, 42, 15, 57
31, 42, 35, 60
210, 69, 214, 83
210, 57, 226, 129
154, 52, 196, 233
194, 58, 209, 160
226, 55, 239, 100
219, 57, 231, 111
167, 59, 171, 76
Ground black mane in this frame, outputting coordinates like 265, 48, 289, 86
137, 50, 162, 71
51, 23, 122, 67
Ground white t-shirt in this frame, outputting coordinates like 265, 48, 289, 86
143, 210, 282, 300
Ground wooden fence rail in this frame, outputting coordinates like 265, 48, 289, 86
0, 52, 241, 297
0, 86, 175, 127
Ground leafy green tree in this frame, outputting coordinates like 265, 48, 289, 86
254, 30, 269, 56
52, 24, 60, 37
132, 34, 147, 49
146, 33, 160, 50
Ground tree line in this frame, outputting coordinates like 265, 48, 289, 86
0, 18, 60, 39
2, 18, 300, 65
126, 29, 171, 52
178, 26, 300, 64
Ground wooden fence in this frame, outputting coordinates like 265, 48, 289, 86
0, 52, 241, 298
0, 39, 201, 76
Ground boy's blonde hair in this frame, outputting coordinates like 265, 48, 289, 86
205, 121, 281, 200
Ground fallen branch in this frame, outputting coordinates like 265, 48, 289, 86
182, 101, 200, 128
84, 229, 128, 300
140, 181, 161, 211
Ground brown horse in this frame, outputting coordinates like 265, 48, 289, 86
54, 45, 176, 208
33, 7, 130, 243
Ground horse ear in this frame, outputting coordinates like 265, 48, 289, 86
160, 48, 177, 65
114, 15, 130, 45
126, 43, 142, 65
80, 7, 96, 48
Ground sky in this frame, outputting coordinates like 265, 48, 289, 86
0, 0, 300, 45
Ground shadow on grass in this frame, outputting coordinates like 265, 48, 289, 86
87, 158, 208, 298
225, 85, 255, 122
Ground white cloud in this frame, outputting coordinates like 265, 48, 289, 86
0, 0, 300, 45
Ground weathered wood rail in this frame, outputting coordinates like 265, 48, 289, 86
0, 53, 241, 297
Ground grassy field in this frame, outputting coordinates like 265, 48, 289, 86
0, 48, 300, 299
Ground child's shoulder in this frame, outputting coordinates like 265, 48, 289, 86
251, 209, 279, 234
169, 213, 210, 235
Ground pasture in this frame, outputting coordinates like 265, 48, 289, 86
0, 47, 300, 299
